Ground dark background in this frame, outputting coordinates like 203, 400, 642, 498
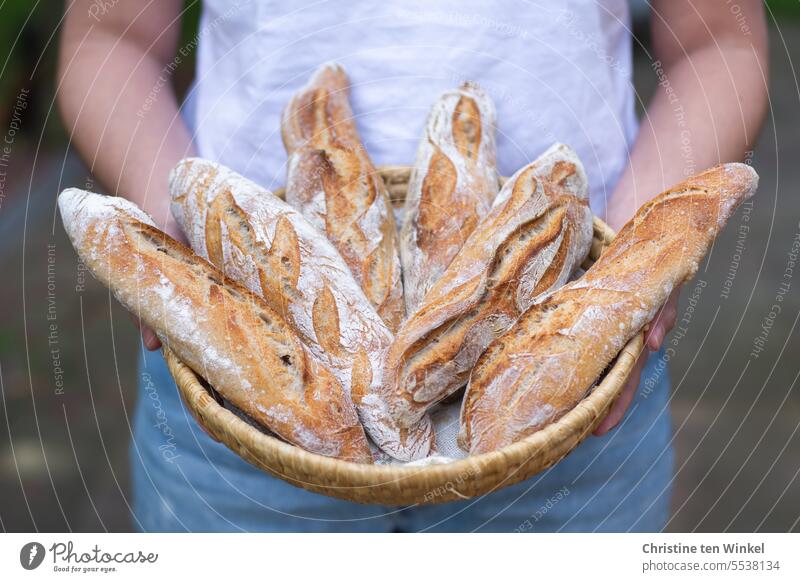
0, 1, 798, 532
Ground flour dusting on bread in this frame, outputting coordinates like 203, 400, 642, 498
460, 163, 759, 454
169, 158, 434, 461
60, 188, 373, 463
385, 144, 593, 429
401, 82, 499, 313
281, 63, 405, 331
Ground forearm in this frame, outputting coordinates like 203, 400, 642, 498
608, 6, 768, 230
57, 2, 192, 238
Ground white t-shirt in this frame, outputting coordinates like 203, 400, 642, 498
189, 0, 637, 215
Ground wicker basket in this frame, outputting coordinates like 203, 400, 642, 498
164, 166, 644, 505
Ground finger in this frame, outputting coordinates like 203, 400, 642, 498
646, 288, 680, 351
127, 311, 161, 351
646, 299, 678, 351
142, 327, 162, 351
646, 323, 664, 352
644, 307, 664, 350
593, 357, 645, 436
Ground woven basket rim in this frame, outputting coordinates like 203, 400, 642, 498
165, 165, 646, 503
165, 329, 642, 482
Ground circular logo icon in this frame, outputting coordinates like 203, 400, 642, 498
19, 542, 45, 570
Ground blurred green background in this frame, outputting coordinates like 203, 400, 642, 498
1, 1, 799, 532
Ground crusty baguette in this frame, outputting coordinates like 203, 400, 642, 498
400, 82, 499, 312
461, 163, 760, 454
281, 63, 405, 331
385, 144, 593, 428
58, 188, 372, 463
281, 62, 360, 153
169, 158, 434, 461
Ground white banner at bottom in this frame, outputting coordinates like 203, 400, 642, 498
1, 533, 797, 580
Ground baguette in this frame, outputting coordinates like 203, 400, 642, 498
400, 82, 499, 312
461, 163, 760, 454
58, 188, 373, 463
281, 63, 405, 331
385, 144, 593, 428
170, 158, 434, 461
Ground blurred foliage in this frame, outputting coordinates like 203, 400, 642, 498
0, 1, 62, 141
0, 1, 201, 147
766, 0, 800, 19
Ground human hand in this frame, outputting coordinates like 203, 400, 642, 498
593, 288, 679, 436
133, 318, 163, 351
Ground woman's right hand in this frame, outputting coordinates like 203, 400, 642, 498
136, 320, 162, 351
59, 1, 195, 349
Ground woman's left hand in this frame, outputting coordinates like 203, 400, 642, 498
593, 289, 679, 436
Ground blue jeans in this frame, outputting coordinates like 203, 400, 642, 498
130, 348, 674, 532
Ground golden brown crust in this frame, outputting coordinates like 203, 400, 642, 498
400, 83, 499, 312
452, 93, 483, 160
170, 159, 434, 461
282, 63, 405, 331
386, 144, 593, 429
281, 63, 359, 154
59, 189, 372, 463
460, 163, 759, 454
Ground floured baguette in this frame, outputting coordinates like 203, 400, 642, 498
169, 158, 434, 461
281, 63, 405, 331
58, 188, 372, 463
461, 163, 759, 454
400, 82, 499, 312
385, 144, 593, 429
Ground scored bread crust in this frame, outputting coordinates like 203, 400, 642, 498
169, 158, 434, 461
401, 82, 499, 313
281, 63, 405, 331
385, 144, 593, 429
461, 163, 760, 454
58, 188, 373, 463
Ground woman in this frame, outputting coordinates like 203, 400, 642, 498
57, 0, 768, 531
